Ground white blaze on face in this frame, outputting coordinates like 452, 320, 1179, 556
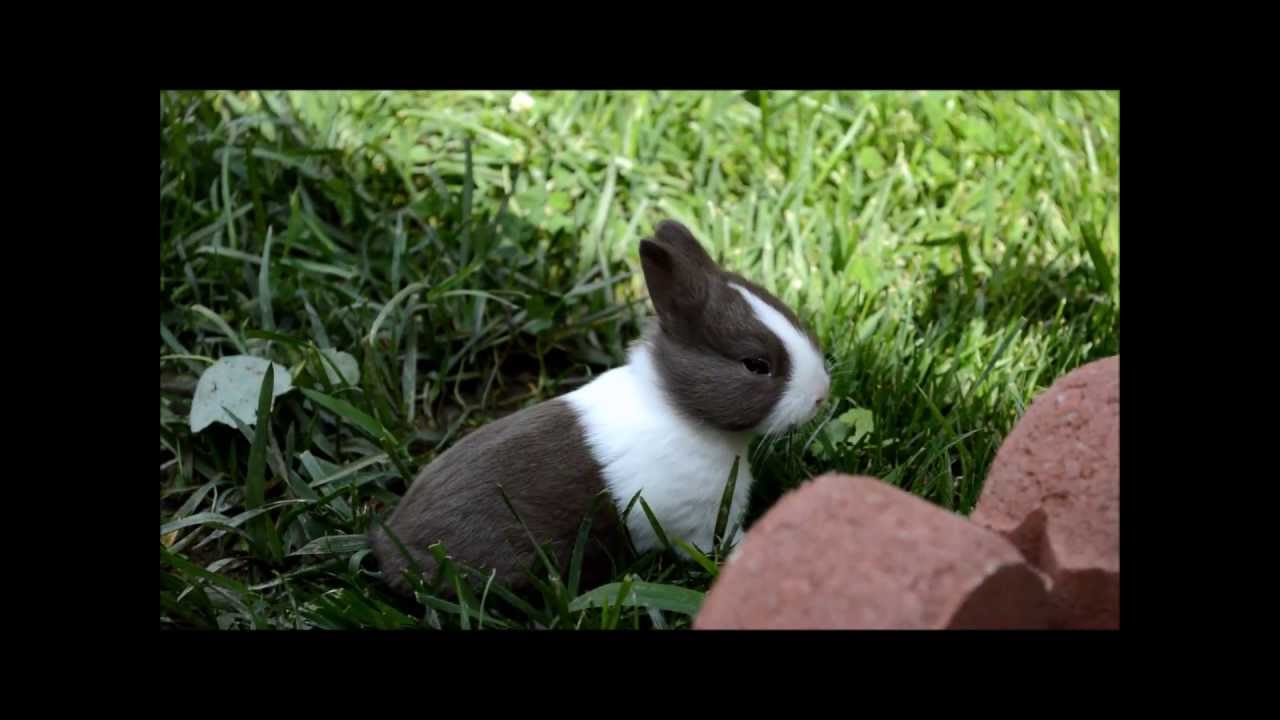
729, 284, 831, 434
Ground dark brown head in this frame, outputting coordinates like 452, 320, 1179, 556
637, 220, 830, 435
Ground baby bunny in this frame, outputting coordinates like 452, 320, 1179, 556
370, 219, 830, 595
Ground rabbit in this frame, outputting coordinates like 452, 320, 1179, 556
369, 219, 831, 596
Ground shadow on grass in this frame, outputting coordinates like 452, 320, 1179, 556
741, 239, 1118, 527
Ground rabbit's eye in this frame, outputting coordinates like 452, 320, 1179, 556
742, 357, 771, 376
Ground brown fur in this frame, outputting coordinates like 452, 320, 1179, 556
369, 398, 621, 595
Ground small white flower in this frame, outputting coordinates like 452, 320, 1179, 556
509, 91, 535, 113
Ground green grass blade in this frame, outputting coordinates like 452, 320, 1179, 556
258, 225, 275, 331
160, 511, 234, 536
220, 141, 236, 248
568, 492, 604, 597
712, 455, 740, 558
371, 514, 428, 593
367, 281, 431, 346
403, 313, 418, 421
245, 363, 283, 562
637, 496, 671, 552
457, 562, 547, 626
604, 575, 633, 629
245, 329, 306, 347
569, 580, 705, 617
1080, 221, 1114, 293
161, 546, 250, 595
189, 304, 247, 354
289, 534, 368, 556
298, 387, 387, 442
673, 539, 718, 578
462, 137, 473, 263
970, 318, 1027, 398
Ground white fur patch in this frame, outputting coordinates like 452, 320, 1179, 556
728, 283, 830, 434
564, 345, 754, 556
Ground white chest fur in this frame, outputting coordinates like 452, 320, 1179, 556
563, 348, 754, 556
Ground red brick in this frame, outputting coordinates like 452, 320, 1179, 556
694, 474, 1052, 629
972, 355, 1119, 628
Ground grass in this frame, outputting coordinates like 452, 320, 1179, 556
160, 90, 1120, 630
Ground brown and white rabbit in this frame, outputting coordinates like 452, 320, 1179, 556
370, 220, 830, 594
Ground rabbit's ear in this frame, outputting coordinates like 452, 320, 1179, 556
639, 222, 715, 327
651, 219, 718, 271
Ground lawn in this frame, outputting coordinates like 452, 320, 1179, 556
159, 90, 1120, 630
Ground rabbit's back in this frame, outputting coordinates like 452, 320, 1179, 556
370, 397, 618, 594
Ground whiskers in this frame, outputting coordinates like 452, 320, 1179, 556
800, 401, 840, 459
750, 401, 840, 468
825, 357, 857, 380
749, 426, 788, 467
